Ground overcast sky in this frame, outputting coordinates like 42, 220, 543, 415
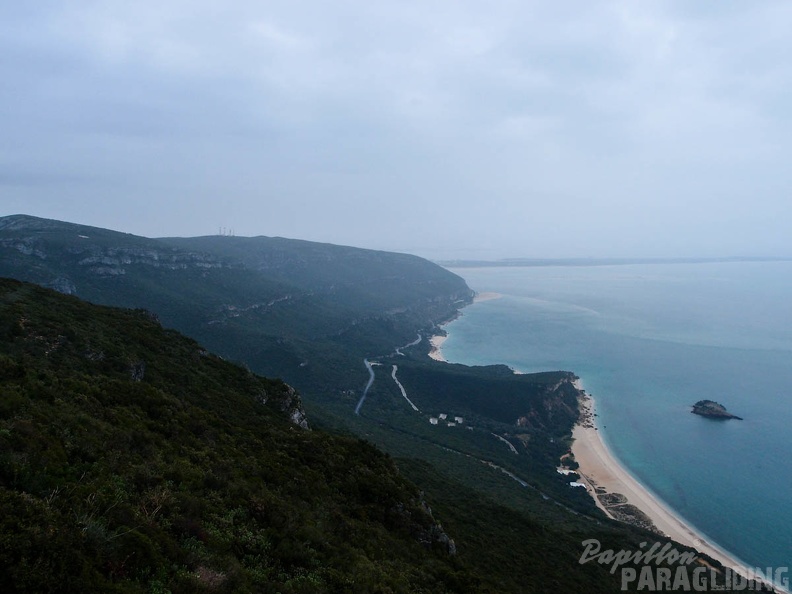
2, 1, 791, 259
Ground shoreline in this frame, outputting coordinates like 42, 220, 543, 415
571, 387, 775, 586
427, 287, 785, 591
428, 292, 502, 362
428, 334, 448, 362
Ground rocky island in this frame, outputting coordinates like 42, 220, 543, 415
691, 399, 743, 420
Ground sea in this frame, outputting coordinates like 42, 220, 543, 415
440, 261, 792, 573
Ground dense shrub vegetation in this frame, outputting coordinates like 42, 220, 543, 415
0, 218, 758, 592
0, 280, 469, 593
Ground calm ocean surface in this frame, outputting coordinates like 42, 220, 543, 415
441, 262, 792, 570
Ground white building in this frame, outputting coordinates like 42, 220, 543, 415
438, 413, 447, 420
429, 417, 439, 425
454, 416, 464, 424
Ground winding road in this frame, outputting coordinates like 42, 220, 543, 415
354, 358, 377, 415
394, 334, 422, 356
492, 433, 519, 455
355, 335, 425, 415
391, 365, 420, 412
351, 338, 596, 524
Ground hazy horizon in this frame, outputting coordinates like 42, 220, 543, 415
3, 2, 792, 260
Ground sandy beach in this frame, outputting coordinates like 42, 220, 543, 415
428, 334, 448, 362
473, 291, 502, 303
428, 291, 783, 589
571, 389, 766, 581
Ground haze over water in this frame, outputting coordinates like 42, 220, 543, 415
441, 261, 792, 571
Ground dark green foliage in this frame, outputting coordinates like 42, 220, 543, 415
0, 279, 470, 593
0, 218, 758, 593
391, 358, 580, 430
0, 215, 472, 400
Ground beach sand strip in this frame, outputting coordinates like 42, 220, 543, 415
570, 389, 766, 583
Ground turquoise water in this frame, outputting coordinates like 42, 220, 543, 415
441, 262, 792, 571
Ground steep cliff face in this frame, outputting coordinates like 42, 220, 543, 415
0, 215, 229, 290
70, 245, 226, 275
515, 374, 581, 431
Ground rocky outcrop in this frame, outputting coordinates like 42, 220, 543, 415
45, 276, 76, 295
425, 523, 457, 555
421, 509, 457, 555
70, 246, 227, 275
288, 406, 309, 430
515, 374, 580, 431
0, 215, 229, 280
390, 495, 457, 556
691, 400, 743, 420
258, 384, 310, 430
130, 360, 146, 382
0, 237, 47, 259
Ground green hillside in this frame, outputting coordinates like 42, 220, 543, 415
0, 215, 605, 511
0, 217, 757, 592
0, 215, 471, 396
0, 279, 468, 593
0, 280, 751, 593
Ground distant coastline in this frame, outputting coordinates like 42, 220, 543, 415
439, 256, 792, 268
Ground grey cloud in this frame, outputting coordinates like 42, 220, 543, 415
1, 1, 791, 258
